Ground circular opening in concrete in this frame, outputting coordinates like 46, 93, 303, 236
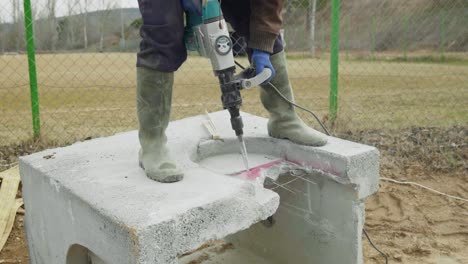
194, 138, 282, 176
198, 153, 279, 175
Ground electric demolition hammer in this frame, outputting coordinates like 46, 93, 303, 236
184, 0, 272, 146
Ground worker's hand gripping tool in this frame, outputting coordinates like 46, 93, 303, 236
184, 0, 272, 138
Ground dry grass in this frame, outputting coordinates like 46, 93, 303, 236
0, 52, 467, 146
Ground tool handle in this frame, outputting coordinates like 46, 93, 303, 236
242, 68, 272, 89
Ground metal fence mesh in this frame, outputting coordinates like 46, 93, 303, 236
1, 0, 467, 147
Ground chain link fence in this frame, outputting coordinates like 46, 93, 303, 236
1, 0, 467, 148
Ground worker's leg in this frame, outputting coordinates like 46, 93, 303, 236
259, 52, 327, 146
136, 0, 185, 183
222, 2, 327, 146
137, 0, 187, 71
221, 0, 284, 56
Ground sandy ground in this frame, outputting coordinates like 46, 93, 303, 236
363, 169, 468, 264
1, 127, 466, 264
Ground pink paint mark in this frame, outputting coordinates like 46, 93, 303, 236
230, 159, 285, 180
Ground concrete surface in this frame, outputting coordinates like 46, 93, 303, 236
179, 241, 271, 264
227, 169, 368, 264
20, 111, 379, 264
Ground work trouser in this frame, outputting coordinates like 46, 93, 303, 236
137, 0, 284, 72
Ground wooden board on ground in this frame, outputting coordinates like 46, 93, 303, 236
0, 166, 22, 252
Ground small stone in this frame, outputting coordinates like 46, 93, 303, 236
43, 154, 55, 159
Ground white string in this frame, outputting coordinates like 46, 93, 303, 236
0, 162, 18, 167
270, 178, 299, 193
381, 177, 468, 203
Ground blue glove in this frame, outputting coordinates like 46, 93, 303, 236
251, 49, 275, 84
182, 0, 203, 15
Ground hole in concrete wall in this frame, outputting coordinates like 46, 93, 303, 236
67, 244, 91, 264
66, 244, 105, 264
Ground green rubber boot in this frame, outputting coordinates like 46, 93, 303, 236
260, 51, 328, 147
137, 67, 183, 183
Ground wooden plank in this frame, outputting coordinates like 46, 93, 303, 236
0, 199, 23, 252
0, 166, 21, 252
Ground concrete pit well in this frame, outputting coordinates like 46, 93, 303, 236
184, 136, 378, 264
20, 111, 379, 264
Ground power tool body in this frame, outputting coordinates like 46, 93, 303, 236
184, 0, 271, 170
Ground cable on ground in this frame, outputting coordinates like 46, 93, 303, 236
363, 229, 389, 264
381, 177, 468, 202
0, 162, 18, 167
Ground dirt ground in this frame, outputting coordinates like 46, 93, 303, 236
363, 168, 468, 264
1, 126, 466, 263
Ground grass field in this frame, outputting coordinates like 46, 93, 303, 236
1, 52, 467, 145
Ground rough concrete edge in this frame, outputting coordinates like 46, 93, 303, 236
347, 148, 380, 199
18, 159, 141, 262
136, 181, 280, 263
195, 136, 380, 199
277, 137, 380, 199
352, 201, 366, 264
18, 130, 136, 164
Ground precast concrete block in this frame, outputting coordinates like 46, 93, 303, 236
20, 111, 379, 264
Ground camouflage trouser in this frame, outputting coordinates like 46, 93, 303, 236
137, 0, 284, 72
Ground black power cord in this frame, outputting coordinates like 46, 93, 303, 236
235, 59, 389, 264
235, 60, 330, 135
363, 229, 389, 264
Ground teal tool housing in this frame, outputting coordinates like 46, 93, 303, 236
184, 0, 223, 51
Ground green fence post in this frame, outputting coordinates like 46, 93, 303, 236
439, 9, 446, 61
329, 0, 340, 122
23, 0, 41, 138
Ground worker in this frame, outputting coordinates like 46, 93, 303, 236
136, 0, 328, 183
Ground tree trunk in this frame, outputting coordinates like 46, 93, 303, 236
67, 1, 77, 49
120, 7, 126, 50
71, 26, 76, 48
100, 29, 104, 52
48, 0, 58, 51
83, 0, 88, 49
99, 1, 116, 52
0, 18, 4, 53
308, 0, 318, 55
11, 0, 19, 52
17, 10, 25, 51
